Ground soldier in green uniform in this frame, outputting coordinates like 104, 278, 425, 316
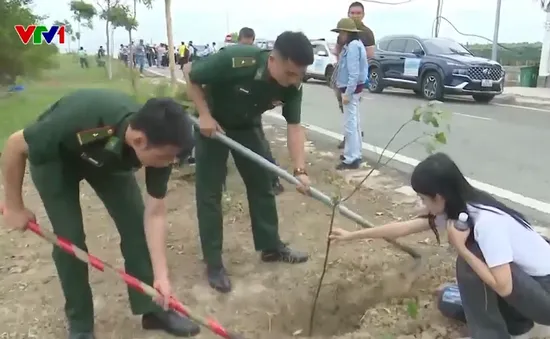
184, 31, 314, 293
1, 89, 200, 338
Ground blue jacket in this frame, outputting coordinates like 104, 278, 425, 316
335, 39, 368, 96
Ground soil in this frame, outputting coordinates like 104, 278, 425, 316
0, 121, 467, 339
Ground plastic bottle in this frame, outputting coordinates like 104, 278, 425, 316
437, 283, 466, 323
454, 212, 470, 231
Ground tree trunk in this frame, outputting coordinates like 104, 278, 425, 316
77, 20, 81, 50
164, 0, 177, 92
128, 29, 136, 93
105, 0, 112, 80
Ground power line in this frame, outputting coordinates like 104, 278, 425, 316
433, 15, 520, 55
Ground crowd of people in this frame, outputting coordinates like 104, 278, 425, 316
2, 2, 550, 339
117, 39, 218, 75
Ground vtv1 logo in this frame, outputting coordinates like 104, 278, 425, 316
14, 25, 66, 45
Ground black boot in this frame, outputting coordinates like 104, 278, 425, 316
335, 158, 362, 170
68, 331, 95, 339
206, 265, 232, 293
142, 310, 200, 337
261, 244, 309, 264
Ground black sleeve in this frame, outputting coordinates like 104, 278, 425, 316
360, 27, 376, 47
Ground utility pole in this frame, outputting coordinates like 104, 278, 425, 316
434, 0, 442, 37
491, 0, 502, 61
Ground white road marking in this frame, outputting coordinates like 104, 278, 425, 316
494, 103, 550, 113
146, 69, 550, 215
453, 112, 492, 121
264, 112, 550, 215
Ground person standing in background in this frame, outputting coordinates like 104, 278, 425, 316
332, 18, 368, 170
178, 42, 187, 70
188, 41, 195, 62
156, 43, 166, 67
78, 47, 89, 68
135, 39, 147, 75
334, 1, 375, 150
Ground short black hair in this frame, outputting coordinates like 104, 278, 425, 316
238, 27, 255, 41
349, 1, 364, 12
130, 98, 194, 154
273, 31, 314, 67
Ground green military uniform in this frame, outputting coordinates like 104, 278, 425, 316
189, 45, 302, 267
23, 89, 170, 332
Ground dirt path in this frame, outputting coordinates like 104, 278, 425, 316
1, 121, 466, 339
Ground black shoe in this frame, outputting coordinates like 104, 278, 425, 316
273, 180, 284, 195
206, 265, 232, 293
339, 154, 345, 161
68, 331, 95, 339
142, 310, 200, 337
337, 139, 345, 149
261, 244, 309, 264
335, 159, 361, 170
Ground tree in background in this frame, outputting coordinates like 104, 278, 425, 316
106, 4, 138, 90
230, 32, 238, 42
96, 0, 122, 80
0, 0, 58, 85
69, 0, 96, 50
164, 0, 176, 90
127, 0, 153, 76
53, 19, 74, 52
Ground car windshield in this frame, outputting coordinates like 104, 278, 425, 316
423, 38, 472, 56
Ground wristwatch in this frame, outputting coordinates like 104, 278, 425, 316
293, 168, 307, 176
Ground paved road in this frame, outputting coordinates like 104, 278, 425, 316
146, 67, 550, 224
299, 81, 550, 223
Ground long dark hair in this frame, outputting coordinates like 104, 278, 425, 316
411, 153, 530, 229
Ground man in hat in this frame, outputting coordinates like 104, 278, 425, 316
334, 1, 375, 150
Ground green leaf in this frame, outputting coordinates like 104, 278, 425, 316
435, 132, 447, 144
421, 110, 433, 125
406, 299, 419, 319
412, 106, 422, 121
424, 141, 437, 154
430, 115, 440, 127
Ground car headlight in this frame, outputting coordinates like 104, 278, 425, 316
452, 68, 468, 76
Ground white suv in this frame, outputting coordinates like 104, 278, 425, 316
304, 39, 338, 85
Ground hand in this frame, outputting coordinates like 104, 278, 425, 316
199, 113, 224, 137
295, 174, 311, 195
446, 219, 470, 252
153, 277, 172, 310
342, 94, 350, 105
329, 228, 355, 242
1, 205, 35, 232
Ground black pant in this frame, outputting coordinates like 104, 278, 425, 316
457, 241, 550, 338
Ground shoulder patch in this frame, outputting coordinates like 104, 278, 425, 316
232, 57, 256, 68
76, 126, 114, 145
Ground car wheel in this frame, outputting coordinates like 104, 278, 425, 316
368, 67, 384, 93
303, 76, 309, 83
421, 71, 444, 100
325, 66, 334, 86
472, 94, 495, 103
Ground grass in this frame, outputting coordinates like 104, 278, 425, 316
0, 54, 164, 148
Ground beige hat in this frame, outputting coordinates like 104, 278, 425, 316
331, 18, 361, 33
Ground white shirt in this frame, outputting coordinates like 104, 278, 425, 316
436, 204, 550, 276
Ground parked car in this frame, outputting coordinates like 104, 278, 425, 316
304, 39, 338, 85
368, 35, 505, 103
255, 39, 274, 50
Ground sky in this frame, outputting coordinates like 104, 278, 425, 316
30, 0, 548, 51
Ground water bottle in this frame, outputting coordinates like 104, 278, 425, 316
437, 284, 466, 323
454, 212, 470, 231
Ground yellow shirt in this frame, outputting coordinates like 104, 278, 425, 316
178, 45, 187, 57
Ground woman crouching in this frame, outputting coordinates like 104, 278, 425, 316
330, 152, 550, 339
